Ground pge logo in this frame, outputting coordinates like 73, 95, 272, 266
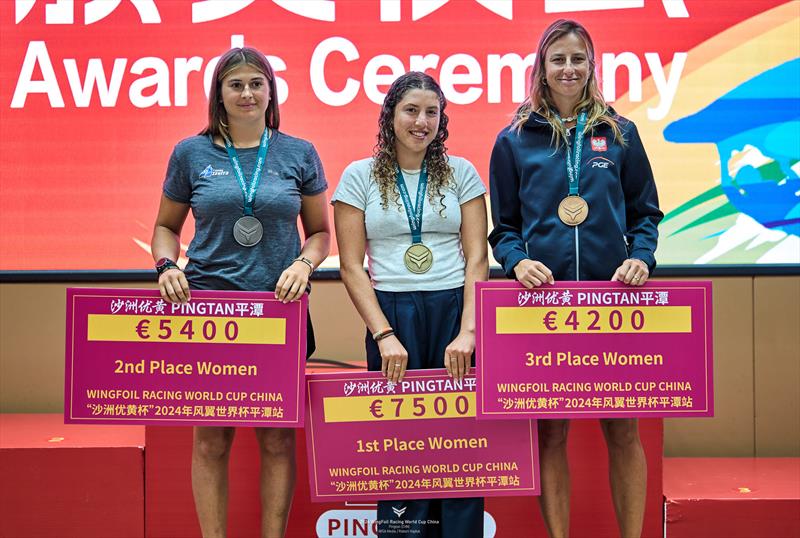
590, 156, 615, 169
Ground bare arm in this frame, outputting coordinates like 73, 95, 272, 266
274, 192, 331, 302
334, 201, 408, 383
151, 194, 191, 303
445, 195, 489, 380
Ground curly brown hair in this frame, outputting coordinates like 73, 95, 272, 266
372, 72, 453, 215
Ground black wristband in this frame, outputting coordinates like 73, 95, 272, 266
155, 257, 180, 277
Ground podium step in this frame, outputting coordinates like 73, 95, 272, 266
0, 414, 144, 538
664, 457, 800, 538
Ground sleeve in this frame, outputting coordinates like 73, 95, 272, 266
487, 130, 529, 278
300, 142, 328, 196
455, 157, 487, 204
620, 122, 664, 272
162, 143, 192, 203
331, 160, 369, 211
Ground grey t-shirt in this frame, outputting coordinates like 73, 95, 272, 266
163, 132, 327, 291
332, 156, 485, 292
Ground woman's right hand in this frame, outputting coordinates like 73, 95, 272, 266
513, 259, 554, 288
158, 268, 191, 303
379, 335, 408, 383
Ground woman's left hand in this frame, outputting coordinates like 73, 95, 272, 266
612, 258, 649, 286
444, 330, 474, 381
275, 260, 312, 302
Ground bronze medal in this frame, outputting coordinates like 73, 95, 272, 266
558, 195, 589, 226
404, 243, 433, 274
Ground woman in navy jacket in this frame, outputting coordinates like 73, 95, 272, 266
488, 19, 663, 538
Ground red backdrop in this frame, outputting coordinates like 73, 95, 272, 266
0, 0, 787, 269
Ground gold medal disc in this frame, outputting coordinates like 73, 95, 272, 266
558, 195, 589, 226
404, 244, 433, 274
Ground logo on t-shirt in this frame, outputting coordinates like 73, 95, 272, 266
590, 137, 607, 152
589, 156, 615, 169
198, 165, 229, 179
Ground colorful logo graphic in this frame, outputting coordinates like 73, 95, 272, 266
660, 58, 800, 264
198, 165, 229, 179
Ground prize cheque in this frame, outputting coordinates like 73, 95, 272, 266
65, 288, 307, 426
476, 281, 714, 419
305, 370, 539, 502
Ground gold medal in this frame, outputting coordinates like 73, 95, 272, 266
558, 195, 589, 226
404, 244, 433, 274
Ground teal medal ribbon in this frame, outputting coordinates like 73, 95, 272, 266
556, 111, 590, 226
395, 164, 433, 273
224, 129, 270, 246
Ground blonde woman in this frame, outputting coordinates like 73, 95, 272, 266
489, 20, 663, 538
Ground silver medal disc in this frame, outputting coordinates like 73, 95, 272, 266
233, 216, 263, 247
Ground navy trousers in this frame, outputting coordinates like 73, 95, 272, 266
366, 287, 484, 538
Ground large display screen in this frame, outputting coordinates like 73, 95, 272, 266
1, 0, 797, 270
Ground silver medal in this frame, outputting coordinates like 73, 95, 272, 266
233, 216, 263, 247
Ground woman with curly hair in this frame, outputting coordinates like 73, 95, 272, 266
333, 71, 488, 537
489, 19, 662, 538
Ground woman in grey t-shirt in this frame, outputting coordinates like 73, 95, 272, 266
151, 47, 330, 537
333, 72, 488, 538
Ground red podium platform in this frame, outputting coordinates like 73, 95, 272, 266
146, 419, 663, 538
0, 413, 662, 537
0, 414, 145, 538
664, 457, 800, 538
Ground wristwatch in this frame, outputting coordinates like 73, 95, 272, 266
155, 257, 180, 277
293, 256, 314, 274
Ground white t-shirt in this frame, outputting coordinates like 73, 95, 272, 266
332, 156, 486, 292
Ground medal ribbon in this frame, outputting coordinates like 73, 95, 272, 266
395, 164, 429, 244
558, 111, 587, 196
224, 129, 270, 216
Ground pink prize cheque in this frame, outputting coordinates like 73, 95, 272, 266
305, 370, 539, 502
476, 281, 714, 419
65, 288, 307, 426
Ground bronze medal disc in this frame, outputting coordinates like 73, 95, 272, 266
558, 195, 589, 226
404, 244, 433, 274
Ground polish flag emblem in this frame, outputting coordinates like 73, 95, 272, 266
591, 137, 607, 152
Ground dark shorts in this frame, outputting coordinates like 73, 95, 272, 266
365, 287, 483, 538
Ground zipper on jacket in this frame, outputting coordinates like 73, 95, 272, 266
575, 227, 580, 281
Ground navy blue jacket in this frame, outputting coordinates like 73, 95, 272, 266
488, 111, 663, 281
